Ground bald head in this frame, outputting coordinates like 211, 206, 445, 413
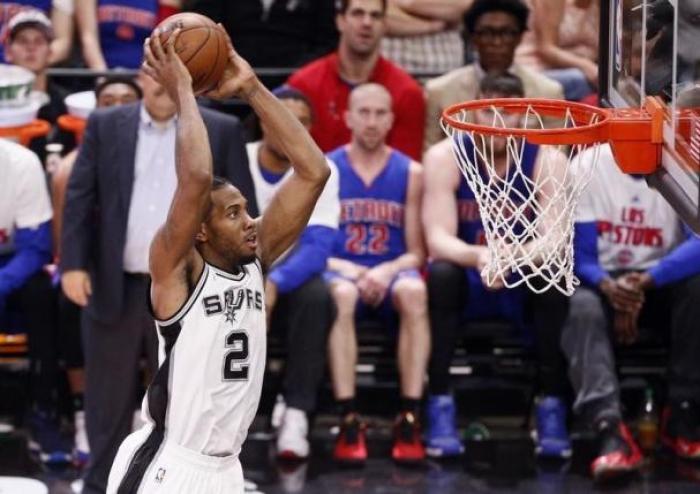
348, 82, 392, 111
345, 83, 394, 152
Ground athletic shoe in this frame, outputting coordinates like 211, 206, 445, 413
392, 411, 425, 463
73, 410, 90, 467
661, 401, 700, 459
27, 410, 72, 464
425, 394, 464, 458
276, 407, 309, 460
590, 420, 643, 481
333, 413, 367, 464
534, 396, 572, 459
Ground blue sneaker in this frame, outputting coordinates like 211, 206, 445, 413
534, 396, 572, 459
27, 410, 72, 465
425, 395, 465, 458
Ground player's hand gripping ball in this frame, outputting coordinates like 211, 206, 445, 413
154, 13, 228, 95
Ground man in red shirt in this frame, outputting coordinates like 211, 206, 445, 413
286, 0, 425, 161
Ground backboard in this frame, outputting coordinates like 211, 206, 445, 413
600, 0, 700, 232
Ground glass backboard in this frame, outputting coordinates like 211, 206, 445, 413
600, 0, 700, 232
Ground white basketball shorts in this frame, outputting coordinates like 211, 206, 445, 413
107, 425, 244, 494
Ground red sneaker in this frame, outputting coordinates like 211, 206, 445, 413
392, 412, 425, 464
661, 402, 700, 460
333, 414, 367, 464
591, 421, 643, 481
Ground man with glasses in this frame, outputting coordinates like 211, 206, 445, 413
286, 0, 425, 160
423, 0, 563, 148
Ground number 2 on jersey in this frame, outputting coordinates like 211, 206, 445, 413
223, 330, 249, 381
345, 224, 389, 255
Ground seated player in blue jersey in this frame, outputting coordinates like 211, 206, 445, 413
422, 74, 572, 459
325, 83, 430, 464
560, 140, 700, 481
246, 87, 340, 460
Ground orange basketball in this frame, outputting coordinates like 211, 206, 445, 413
155, 13, 228, 95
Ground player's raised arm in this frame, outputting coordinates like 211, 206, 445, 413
143, 31, 213, 284
208, 32, 330, 269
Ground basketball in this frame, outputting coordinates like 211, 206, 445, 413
154, 13, 228, 95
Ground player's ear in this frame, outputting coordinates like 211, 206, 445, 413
344, 109, 351, 130
195, 223, 208, 243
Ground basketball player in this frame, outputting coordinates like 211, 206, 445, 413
422, 74, 572, 459
106, 30, 330, 493
325, 83, 429, 464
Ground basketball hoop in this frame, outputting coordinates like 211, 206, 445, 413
441, 97, 664, 296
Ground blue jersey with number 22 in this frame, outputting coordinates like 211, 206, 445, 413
328, 146, 410, 268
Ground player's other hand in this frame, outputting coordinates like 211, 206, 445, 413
62, 270, 92, 307
357, 264, 392, 307
206, 25, 257, 100
476, 247, 505, 291
142, 28, 192, 101
599, 276, 644, 313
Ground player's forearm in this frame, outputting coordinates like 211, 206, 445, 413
382, 252, 423, 277
428, 232, 482, 268
394, 0, 473, 22
175, 88, 212, 186
242, 79, 328, 184
328, 257, 357, 272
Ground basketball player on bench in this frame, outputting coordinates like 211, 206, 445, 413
422, 74, 573, 459
325, 83, 429, 464
106, 30, 329, 494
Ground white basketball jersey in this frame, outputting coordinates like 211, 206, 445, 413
143, 260, 266, 458
576, 144, 686, 271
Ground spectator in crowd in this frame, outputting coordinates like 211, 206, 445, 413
515, 0, 599, 101
561, 143, 700, 480
0, 0, 73, 64
422, 74, 572, 459
381, 0, 473, 74
0, 138, 67, 463
247, 87, 339, 460
325, 83, 429, 464
60, 69, 256, 494
4, 9, 70, 159
423, 0, 562, 148
184, 0, 337, 71
50, 75, 142, 467
287, 0, 425, 161
75, 0, 165, 69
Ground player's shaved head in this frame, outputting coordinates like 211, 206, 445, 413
348, 82, 392, 111
345, 83, 394, 152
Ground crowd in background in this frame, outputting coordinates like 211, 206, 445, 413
1, 1, 700, 493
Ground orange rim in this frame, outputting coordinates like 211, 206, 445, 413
441, 97, 612, 145
441, 97, 665, 174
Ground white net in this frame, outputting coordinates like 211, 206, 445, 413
441, 103, 602, 296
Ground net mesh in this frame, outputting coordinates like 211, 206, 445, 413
441, 103, 602, 296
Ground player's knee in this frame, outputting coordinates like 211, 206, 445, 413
393, 278, 427, 317
330, 281, 359, 316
